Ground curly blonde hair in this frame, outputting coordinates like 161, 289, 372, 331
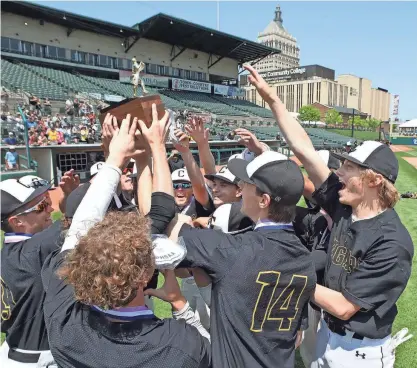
58, 211, 154, 309
361, 169, 400, 209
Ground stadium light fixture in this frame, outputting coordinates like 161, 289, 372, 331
24, 22, 28, 26
120, 29, 123, 33
210, 33, 213, 36
63, 15, 66, 20
121, 43, 124, 46
170, 20, 173, 25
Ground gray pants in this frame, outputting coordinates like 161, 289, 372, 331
0, 341, 57, 368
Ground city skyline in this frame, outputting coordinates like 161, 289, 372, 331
28, 1, 417, 120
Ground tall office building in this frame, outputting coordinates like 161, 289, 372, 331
257, 5, 300, 72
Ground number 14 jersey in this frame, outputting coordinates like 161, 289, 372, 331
178, 224, 316, 368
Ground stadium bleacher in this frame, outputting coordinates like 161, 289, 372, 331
212, 95, 274, 118
161, 90, 250, 117
1, 59, 68, 100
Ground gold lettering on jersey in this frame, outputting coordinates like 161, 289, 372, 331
331, 243, 360, 274
250, 271, 308, 333
1, 277, 16, 321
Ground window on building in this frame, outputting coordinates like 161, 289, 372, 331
183, 69, 191, 79
251, 89, 256, 103
316, 82, 321, 102
9, 38, 20, 52
20, 41, 33, 55
109, 57, 117, 69
172, 68, 180, 77
1, 37, 10, 50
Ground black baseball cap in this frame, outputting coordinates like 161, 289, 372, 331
208, 202, 253, 234
1, 178, 51, 219
65, 183, 91, 218
228, 151, 304, 205
332, 141, 398, 183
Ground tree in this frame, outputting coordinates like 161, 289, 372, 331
298, 105, 321, 124
324, 109, 343, 126
367, 118, 381, 130
348, 115, 366, 129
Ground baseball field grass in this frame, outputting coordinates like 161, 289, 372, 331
328, 129, 380, 141
1, 148, 416, 367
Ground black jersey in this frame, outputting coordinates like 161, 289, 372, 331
1, 220, 62, 350
179, 224, 316, 368
313, 172, 414, 339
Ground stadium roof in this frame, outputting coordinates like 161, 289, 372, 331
3, 1, 279, 64
133, 13, 280, 64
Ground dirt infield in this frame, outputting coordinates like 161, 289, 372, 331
403, 157, 417, 169
390, 145, 413, 152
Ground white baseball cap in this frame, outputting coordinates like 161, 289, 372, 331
208, 202, 253, 234
204, 166, 238, 185
90, 162, 105, 177
19, 175, 53, 190
1, 178, 51, 218
171, 168, 190, 182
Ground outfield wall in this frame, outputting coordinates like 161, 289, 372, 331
390, 137, 417, 146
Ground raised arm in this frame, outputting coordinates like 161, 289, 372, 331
135, 155, 153, 215
185, 117, 216, 175
174, 129, 210, 207
138, 105, 172, 196
62, 114, 140, 252
244, 64, 330, 188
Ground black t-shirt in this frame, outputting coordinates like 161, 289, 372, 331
176, 196, 215, 220
179, 225, 316, 368
41, 251, 210, 368
312, 172, 414, 339
1, 220, 62, 350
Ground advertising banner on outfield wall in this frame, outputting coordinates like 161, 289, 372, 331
214, 84, 229, 95
104, 94, 125, 102
214, 85, 245, 97
172, 78, 211, 94
227, 86, 245, 98
119, 70, 169, 88
393, 95, 400, 116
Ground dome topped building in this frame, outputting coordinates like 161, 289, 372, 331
256, 5, 300, 72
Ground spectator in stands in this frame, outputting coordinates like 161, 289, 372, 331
29, 131, 39, 146
4, 146, 19, 170
80, 126, 88, 143
38, 131, 48, 146
47, 125, 59, 144
29, 94, 38, 112
1, 87, 9, 112
44, 98, 52, 115
4, 132, 17, 146
66, 98, 74, 116
168, 150, 185, 172
73, 98, 80, 117
26, 115, 37, 130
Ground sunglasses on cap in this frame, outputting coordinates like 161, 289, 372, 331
17, 177, 51, 189
13, 197, 49, 217
173, 183, 192, 190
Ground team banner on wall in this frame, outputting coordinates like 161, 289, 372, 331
172, 78, 211, 94
392, 95, 400, 116
119, 70, 169, 88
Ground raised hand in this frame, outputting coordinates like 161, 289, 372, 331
107, 114, 140, 169
137, 104, 170, 147
243, 64, 279, 105
173, 129, 190, 153
101, 113, 118, 156
234, 128, 265, 155
185, 117, 209, 145
59, 169, 80, 196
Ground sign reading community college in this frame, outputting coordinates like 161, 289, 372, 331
258, 65, 335, 83
260, 67, 306, 80
172, 78, 211, 94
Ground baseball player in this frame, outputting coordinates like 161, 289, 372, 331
1, 176, 58, 367
244, 63, 413, 368
169, 151, 316, 368
41, 110, 210, 368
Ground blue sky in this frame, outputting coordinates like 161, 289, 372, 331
33, 1, 417, 120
